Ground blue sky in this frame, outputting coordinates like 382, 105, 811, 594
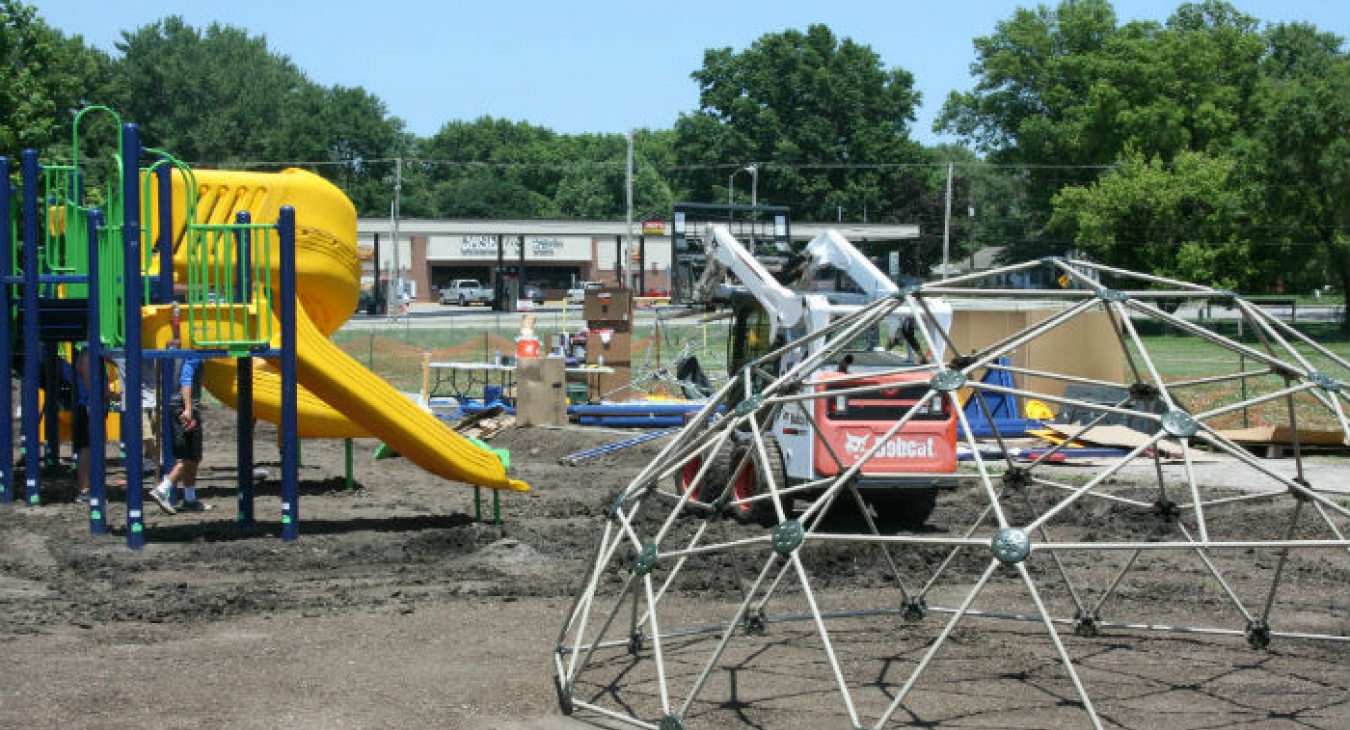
37, 0, 1349, 145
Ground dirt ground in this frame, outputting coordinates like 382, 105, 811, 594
1, 406, 1347, 730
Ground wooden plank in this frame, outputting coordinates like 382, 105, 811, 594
1214, 425, 1348, 446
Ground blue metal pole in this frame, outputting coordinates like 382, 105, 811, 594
154, 164, 174, 476
121, 124, 145, 550
20, 150, 42, 506
236, 355, 255, 526
0, 156, 13, 503
154, 164, 174, 304
235, 210, 255, 526
86, 210, 107, 534
278, 206, 299, 541
234, 211, 251, 304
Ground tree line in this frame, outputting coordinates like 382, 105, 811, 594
2, 0, 1346, 294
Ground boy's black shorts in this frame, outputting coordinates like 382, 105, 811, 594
169, 401, 203, 461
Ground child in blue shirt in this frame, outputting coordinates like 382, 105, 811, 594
148, 355, 211, 514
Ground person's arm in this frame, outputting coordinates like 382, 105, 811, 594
179, 359, 199, 429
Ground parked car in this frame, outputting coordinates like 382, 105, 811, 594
522, 285, 545, 305
566, 281, 604, 300
439, 279, 493, 306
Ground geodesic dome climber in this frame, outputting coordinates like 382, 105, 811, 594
553, 258, 1350, 730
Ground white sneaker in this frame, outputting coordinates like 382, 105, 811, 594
148, 487, 177, 515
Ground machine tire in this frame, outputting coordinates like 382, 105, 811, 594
869, 488, 938, 531
674, 440, 733, 503
730, 437, 788, 528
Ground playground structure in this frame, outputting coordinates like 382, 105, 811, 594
554, 259, 1350, 730
3, 109, 526, 549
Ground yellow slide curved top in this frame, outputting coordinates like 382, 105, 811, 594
144, 168, 527, 492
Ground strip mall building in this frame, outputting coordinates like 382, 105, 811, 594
356, 218, 919, 302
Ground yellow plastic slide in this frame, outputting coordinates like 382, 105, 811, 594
142, 168, 527, 492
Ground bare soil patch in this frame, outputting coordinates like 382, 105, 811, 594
1, 407, 1346, 729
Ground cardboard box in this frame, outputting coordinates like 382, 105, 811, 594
584, 288, 632, 323
515, 357, 567, 426
948, 308, 1121, 401
595, 365, 633, 400
586, 332, 632, 366
586, 318, 631, 334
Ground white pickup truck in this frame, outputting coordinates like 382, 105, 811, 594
439, 279, 494, 306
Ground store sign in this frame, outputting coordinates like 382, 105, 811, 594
642, 220, 667, 236
531, 237, 564, 255
458, 236, 568, 257
459, 236, 514, 255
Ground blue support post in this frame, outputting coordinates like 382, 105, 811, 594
278, 207, 299, 541
20, 150, 41, 506
154, 164, 175, 304
0, 156, 12, 503
236, 356, 255, 526
234, 211, 252, 304
234, 208, 257, 527
121, 124, 146, 549
86, 210, 107, 534
154, 165, 175, 475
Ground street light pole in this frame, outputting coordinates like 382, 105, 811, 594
941, 161, 953, 278
625, 130, 633, 290
729, 164, 758, 208
388, 157, 403, 314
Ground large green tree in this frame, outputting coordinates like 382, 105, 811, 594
414, 118, 672, 220
113, 17, 306, 164
937, 1, 1266, 255
1049, 149, 1254, 287
941, 0, 1348, 296
1235, 22, 1350, 297
269, 84, 411, 215
109, 16, 408, 215
673, 24, 925, 223
417, 117, 565, 219
1, 0, 110, 156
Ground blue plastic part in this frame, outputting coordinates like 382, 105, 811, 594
958, 446, 1129, 462
962, 357, 1044, 438
578, 416, 688, 428
445, 400, 517, 420
568, 403, 711, 417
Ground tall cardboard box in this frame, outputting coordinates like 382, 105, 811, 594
515, 357, 567, 426
584, 288, 633, 329
585, 332, 632, 366
948, 307, 1122, 400
595, 364, 633, 401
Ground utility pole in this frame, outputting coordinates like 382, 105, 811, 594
749, 163, 758, 210
388, 157, 403, 313
624, 130, 634, 290
941, 162, 953, 278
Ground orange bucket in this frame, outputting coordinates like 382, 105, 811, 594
516, 336, 540, 359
